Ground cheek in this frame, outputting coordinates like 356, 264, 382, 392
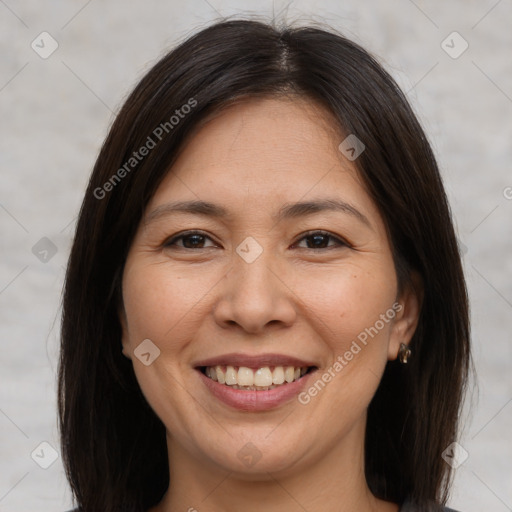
122, 261, 211, 347
295, 262, 397, 347
294, 266, 397, 421
121, 262, 204, 430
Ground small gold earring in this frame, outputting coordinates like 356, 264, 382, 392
398, 343, 411, 364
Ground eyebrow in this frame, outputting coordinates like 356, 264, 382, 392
145, 198, 372, 229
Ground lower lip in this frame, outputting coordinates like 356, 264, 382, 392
197, 369, 315, 411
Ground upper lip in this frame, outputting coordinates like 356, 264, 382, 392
194, 353, 318, 369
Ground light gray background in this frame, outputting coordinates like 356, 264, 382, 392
1, 1, 511, 511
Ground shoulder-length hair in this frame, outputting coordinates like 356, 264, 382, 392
58, 17, 471, 512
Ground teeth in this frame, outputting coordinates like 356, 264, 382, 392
284, 366, 295, 383
225, 365, 237, 385
204, 365, 309, 389
254, 367, 273, 387
272, 366, 285, 385
216, 366, 225, 384
237, 367, 254, 386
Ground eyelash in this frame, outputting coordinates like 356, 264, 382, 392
163, 230, 349, 251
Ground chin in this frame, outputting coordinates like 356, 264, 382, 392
194, 429, 310, 478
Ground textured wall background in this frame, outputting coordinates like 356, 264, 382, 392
1, 1, 511, 511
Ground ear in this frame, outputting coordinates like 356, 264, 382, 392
118, 303, 132, 360
388, 271, 423, 361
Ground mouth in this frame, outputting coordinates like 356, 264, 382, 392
193, 353, 319, 411
198, 365, 316, 390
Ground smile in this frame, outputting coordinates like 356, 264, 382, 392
201, 365, 312, 390
196, 365, 318, 411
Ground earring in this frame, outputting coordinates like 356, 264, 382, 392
398, 343, 411, 364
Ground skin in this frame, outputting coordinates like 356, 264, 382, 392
120, 96, 422, 512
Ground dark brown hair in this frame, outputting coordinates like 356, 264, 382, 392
58, 17, 471, 512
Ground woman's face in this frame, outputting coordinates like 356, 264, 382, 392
120, 96, 420, 478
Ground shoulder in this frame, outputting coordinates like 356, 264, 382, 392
400, 500, 462, 512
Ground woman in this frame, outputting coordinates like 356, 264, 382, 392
58, 17, 471, 512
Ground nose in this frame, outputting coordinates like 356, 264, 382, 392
213, 243, 297, 335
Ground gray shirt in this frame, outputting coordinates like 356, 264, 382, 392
400, 498, 460, 511
67, 502, 461, 511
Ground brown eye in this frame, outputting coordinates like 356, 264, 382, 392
164, 231, 217, 249
294, 231, 348, 250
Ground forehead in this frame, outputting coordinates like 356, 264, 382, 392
176, 95, 346, 176
146, 96, 382, 229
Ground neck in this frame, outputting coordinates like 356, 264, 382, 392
149, 416, 399, 512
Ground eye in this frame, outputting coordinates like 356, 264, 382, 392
292, 230, 348, 250
164, 231, 218, 249
163, 230, 349, 251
